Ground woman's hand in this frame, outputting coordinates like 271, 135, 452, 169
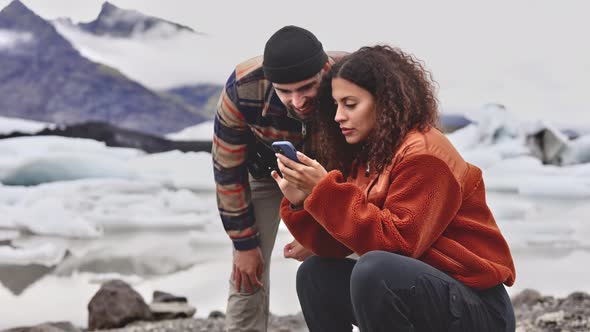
283, 239, 314, 261
276, 152, 328, 195
271, 170, 308, 206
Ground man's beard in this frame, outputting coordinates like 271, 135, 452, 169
290, 98, 319, 119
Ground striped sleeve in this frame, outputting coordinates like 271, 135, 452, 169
212, 70, 259, 250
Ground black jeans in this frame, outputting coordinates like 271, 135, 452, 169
296, 251, 515, 332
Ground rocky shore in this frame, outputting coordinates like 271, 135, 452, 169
513, 289, 590, 332
2, 281, 589, 332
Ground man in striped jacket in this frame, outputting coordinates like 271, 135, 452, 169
212, 26, 343, 331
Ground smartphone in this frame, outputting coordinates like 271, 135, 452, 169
271, 141, 300, 163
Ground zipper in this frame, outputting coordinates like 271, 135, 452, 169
430, 247, 466, 271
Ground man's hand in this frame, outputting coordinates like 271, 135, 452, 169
284, 239, 314, 261
232, 247, 264, 294
276, 152, 328, 195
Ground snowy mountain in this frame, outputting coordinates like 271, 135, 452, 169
51, 4, 241, 89
78, 2, 199, 39
0, 0, 207, 135
165, 84, 221, 120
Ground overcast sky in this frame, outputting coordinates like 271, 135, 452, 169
1, 0, 589, 125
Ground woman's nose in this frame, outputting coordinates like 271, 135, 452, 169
334, 106, 345, 122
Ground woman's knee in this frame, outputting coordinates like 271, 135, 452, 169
350, 251, 414, 295
296, 256, 337, 291
351, 251, 388, 290
296, 256, 316, 288
297, 256, 354, 298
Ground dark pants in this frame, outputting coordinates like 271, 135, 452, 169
296, 251, 515, 332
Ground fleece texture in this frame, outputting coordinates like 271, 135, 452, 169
281, 128, 515, 290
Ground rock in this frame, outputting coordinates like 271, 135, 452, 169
0, 122, 213, 155
207, 311, 225, 319
560, 291, 590, 315
149, 302, 196, 320
152, 290, 187, 303
92, 318, 226, 332
535, 310, 565, 327
513, 290, 590, 331
1, 321, 81, 332
87, 279, 152, 330
512, 288, 543, 307
268, 313, 308, 332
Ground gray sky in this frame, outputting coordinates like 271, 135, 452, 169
1, 0, 589, 125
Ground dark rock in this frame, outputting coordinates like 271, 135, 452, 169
152, 290, 187, 303
0, 121, 212, 155
207, 311, 225, 319
148, 302, 196, 321
1, 321, 81, 332
87, 279, 152, 330
440, 113, 472, 133
0, 1, 206, 136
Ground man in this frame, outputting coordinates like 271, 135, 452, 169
212, 26, 344, 331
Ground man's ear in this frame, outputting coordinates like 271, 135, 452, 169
321, 61, 332, 74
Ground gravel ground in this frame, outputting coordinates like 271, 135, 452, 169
5, 290, 590, 332
94, 313, 307, 332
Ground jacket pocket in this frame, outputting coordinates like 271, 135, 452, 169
430, 247, 467, 273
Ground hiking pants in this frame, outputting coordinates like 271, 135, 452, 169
296, 250, 515, 332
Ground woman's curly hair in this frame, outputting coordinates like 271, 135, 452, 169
314, 45, 439, 176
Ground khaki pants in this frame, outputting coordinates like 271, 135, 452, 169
225, 176, 283, 332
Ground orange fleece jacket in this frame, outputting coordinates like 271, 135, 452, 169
281, 129, 515, 290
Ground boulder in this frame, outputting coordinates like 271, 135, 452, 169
87, 279, 152, 330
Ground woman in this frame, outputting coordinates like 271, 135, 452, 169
271, 45, 516, 332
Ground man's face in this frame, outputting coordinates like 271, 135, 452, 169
272, 73, 322, 120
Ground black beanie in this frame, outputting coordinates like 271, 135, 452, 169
263, 26, 328, 84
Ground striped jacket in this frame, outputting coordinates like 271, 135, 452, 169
212, 52, 344, 250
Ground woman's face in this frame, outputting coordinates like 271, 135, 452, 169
332, 77, 377, 144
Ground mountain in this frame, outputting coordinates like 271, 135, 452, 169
0, 0, 205, 136
78, 2, 199, 38
52, 7, 225, 89
165, 84, 222, 120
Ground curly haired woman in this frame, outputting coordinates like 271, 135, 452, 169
271, 45, 516, 332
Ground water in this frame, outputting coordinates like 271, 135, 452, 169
1, 192, 589, 329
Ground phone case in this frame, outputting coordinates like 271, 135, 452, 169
271, 141, 299, 163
